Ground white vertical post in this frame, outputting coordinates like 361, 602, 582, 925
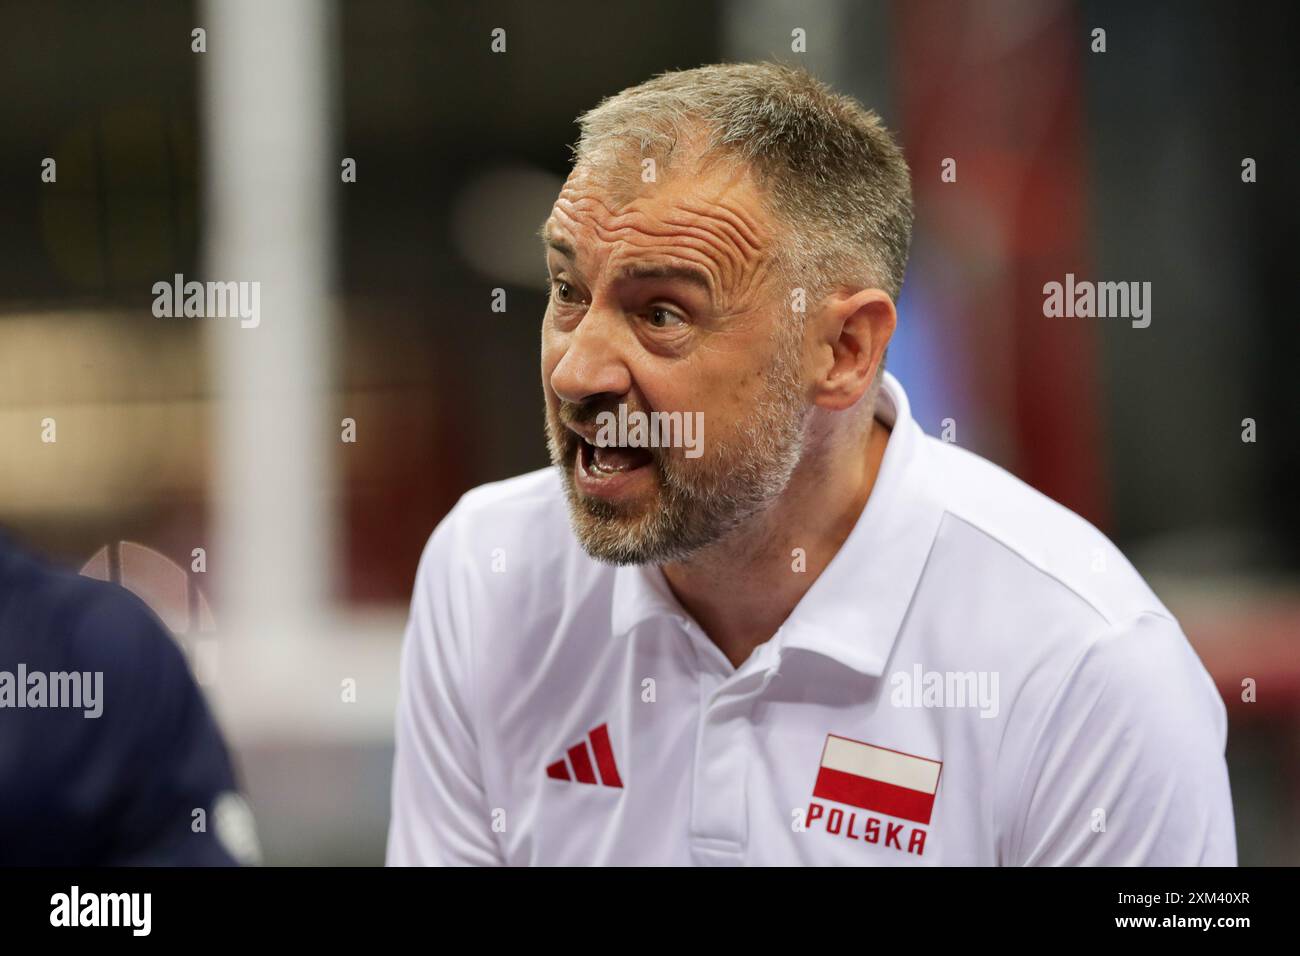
201, 0, 337, 638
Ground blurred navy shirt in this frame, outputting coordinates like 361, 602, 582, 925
0, 535, 252, 865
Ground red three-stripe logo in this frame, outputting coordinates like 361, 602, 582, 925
546, 723, 624, 788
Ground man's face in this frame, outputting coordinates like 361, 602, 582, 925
541, 154, 815, 566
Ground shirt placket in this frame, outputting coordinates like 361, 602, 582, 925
679, 617, 780, 866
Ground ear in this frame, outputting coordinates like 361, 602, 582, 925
810, 288, 897, 412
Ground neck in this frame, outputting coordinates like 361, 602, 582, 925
661, 414, 891, 669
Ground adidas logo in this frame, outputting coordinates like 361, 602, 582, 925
545, 722, 623, 788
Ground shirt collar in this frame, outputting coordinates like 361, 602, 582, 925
609, 371, 944, 675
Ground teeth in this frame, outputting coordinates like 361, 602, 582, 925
585, 440, 640, 475
590, 449, 626, 474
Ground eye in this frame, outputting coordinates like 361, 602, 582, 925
551, 279, 575, 303
647, 306, 685, 329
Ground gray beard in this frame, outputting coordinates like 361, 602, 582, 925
546, 352, 809, 567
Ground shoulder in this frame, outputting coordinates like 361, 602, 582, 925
435, 467, 571, 547
919, 433, 1170, 630
0, 535, 242, 864
1004, 610, 1233, 864
903, 442, 1233, 860
909, 433, 1220, 746
415, 467, 577, 580
408, 468, 605, 643
0, 534, 189, 682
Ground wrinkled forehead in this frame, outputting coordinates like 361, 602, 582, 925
542, 152, 776, 298
558, 135, 761, 211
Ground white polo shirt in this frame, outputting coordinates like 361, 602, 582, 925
387, 372, 1236, 866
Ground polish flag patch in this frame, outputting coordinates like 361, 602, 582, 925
813, 734, 942, 825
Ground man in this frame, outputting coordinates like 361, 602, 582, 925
388, 63, 1235, 865
0, 533, 257, 865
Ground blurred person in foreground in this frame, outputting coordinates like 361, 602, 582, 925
388, 63, 1236, 866
0, 532, 257, 865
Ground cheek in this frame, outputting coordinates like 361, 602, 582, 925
680, 350, 771, 419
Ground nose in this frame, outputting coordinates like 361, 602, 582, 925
548, 308, 632, 405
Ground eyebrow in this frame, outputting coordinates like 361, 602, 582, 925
540, 221, 713, 298
544, 237, 576, 258
612, 262, 713, 296
539, 221, 574, 258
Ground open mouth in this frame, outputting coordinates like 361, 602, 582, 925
579, 437, 654, 475
570, 429, 656, 499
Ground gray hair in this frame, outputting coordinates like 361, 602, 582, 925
571, 62, 914, 304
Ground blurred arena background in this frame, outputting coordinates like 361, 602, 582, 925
0, 0, 1296, 864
